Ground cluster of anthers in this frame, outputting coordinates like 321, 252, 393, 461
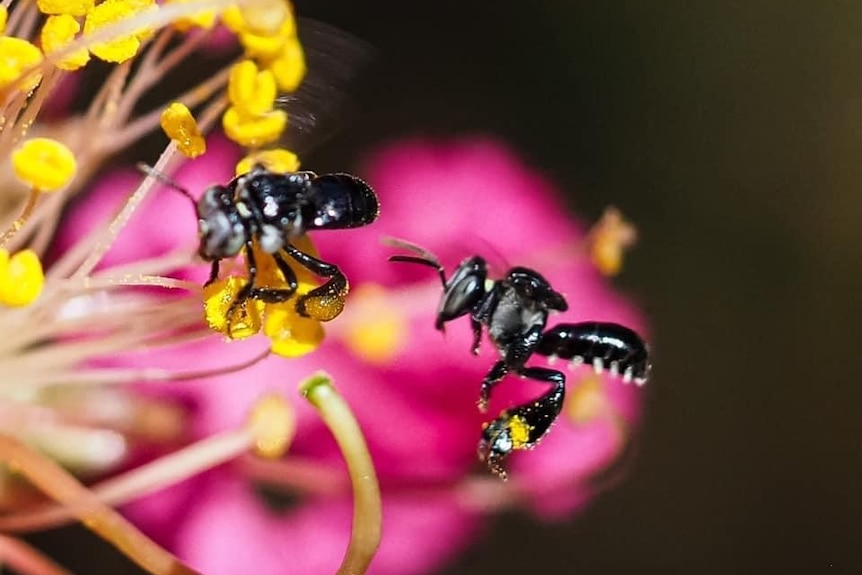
0, 1, 381, 575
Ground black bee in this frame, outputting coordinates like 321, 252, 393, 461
142, 163, 379, 323
389, 240, 650, 479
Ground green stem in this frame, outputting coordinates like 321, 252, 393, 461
300, 372, 382, 575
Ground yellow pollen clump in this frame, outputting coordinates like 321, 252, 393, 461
247, 394, 295, 459
222, 106, 287, 148
203, 277, 264, 339
299, 287, 348, 322
160, 102, 206, 158
11, 138, 77, 192
343, 284, 407, 364
36, 0, 95, 17
0, 37, 44, 91
264, 296, 325, 358
83, 0, 157, 63
41, 15, 91, 71
267, 36, 305, 92
236, 148, 300, 176
507, 415, 532, 449
0, 249, 45, 307
228, 60, 277, 116
0, 7, 8, 33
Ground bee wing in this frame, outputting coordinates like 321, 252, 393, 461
276, 19, 377, 159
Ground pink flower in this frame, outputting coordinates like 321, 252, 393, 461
60, 135, 648, 574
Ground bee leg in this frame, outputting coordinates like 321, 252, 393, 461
478, 368, 566, 479
247, 251, 299, 303
480, 324, 543, 411
225, 241, 259, 332
479, 361, 508, 413
205, 260, 220, 287
283, 243, 348, 322
470, 317, 483, 356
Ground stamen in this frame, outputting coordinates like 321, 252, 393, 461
301, 372, 381, 575
0, 392, 295, 534
0, 435, 202, 575
0, 534, 75, 575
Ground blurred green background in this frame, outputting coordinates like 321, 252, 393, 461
31, 1, 862, 574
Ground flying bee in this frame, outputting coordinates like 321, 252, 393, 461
142, 163, 379, 325
388, 240, 650, 479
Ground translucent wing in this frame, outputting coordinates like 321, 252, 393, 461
276, 19, 377, 159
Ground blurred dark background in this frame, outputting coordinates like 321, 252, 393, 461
302, 1, 862, 573
31, 1, 862, 574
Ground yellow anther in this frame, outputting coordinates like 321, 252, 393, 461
12, 138, 77, 192
265, 298, 326, 358
267, 36, 305, 92
238, 15, 296, 60
83, 0, 157, 63
0, 249, 45, 307
160, 102, 206, 158
0, 37, 43, 91
227, 60, 277, 116
165, 0, 217, 31
343, 284, 407, 364
0, 7, 8, 33
42, 15, 91, 71
222, 0, 294, 37
506, 415, 532, 450
36, 0, 95, 17
222, 106, 287, 148
247, 394, 295, 459
236, 148, 300, 176
203, 277, 264, 339
588, 207, 637, 277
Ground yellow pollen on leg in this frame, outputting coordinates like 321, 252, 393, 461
343, 283, 407, 364
203, 277, 264, 339
506, 415, 533, 450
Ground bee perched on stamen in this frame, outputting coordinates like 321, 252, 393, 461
141, 163, 379, 329
388, 239, 650, 480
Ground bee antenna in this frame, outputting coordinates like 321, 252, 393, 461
383, 236, 447, 287
136, 163, 197, 208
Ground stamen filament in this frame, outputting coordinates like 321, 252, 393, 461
0, 534, 76, 575
301, 372, 382, 575
0, 435, 201, 575
0, 189, 40, 246
0, 393, 296, 534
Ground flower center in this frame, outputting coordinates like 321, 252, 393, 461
341, 283, 407, 364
